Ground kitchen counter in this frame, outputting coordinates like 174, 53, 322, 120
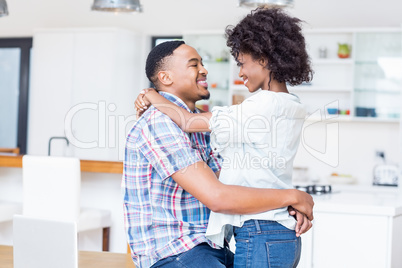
0, 154, 123, 174
313, 185, 402, 216
299, 185, 402, 268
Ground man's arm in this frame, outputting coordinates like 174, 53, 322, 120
171, 161, 314, 220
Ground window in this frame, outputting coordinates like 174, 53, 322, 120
0, 38, 32, 154
151, 36, 183, 49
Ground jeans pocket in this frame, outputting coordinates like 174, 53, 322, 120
234, 238, 249, 268
266, 239, 300, 268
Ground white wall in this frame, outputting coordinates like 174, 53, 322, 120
294, 120, 401, 186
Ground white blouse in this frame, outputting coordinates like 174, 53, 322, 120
206, 90, 307, 247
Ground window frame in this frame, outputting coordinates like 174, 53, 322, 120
0, 38, 33, 154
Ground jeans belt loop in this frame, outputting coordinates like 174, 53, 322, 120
254, 220, 261, 234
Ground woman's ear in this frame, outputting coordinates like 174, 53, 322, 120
157, 71, 173, 86
259, 58, 268, 67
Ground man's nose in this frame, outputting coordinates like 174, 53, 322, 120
200, 65, 208, 75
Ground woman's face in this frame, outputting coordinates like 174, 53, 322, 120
237, 53, 271, 92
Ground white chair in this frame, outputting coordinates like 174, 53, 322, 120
22, 155, 112, 251
0, 176, 22, 240
0, 202, 22, 222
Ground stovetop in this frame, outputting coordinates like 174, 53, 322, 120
294, 184, 332, 195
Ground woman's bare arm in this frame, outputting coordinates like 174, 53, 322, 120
140, 88, 212, 133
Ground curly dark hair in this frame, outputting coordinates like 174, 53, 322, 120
226, 7, 313, 86
145, 40, 185, 86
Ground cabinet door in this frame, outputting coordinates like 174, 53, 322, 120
69, 32, 117, 161
28, 33, 75, 156
29, 30, 142, 160
68, 31, 141, 161
354, 32, 402, 119
312, 212, 389, 268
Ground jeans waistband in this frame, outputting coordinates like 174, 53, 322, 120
240, 219, 278, 231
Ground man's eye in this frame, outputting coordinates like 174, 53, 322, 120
191, 64, 197, 67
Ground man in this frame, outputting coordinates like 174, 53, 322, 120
123, 41, 313, 268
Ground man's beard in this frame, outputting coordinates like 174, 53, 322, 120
200, 92, 210, 100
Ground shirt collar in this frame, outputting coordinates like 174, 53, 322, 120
159, 91, 197, 113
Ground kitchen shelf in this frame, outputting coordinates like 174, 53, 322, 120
231, 84, 248, 91
290, 86, 353, 92
312, 58, 354, 65
306, 115, 400, 123
209, 87, 229, 91
355, 88, 401, 94
203, 60, 230, 64
355, 60, 381, 65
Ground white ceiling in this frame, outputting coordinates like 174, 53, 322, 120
1, 0, 402, 37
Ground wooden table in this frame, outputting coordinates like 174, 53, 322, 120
0, 245, 135, 268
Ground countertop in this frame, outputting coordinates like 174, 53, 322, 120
313, 185, 402, 217
0, 154, 123, 174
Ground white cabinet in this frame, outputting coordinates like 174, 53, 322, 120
298, 190, 402, 268
309, 212, 402, 268
28, 28, 144, 160
353, 31, 402, 119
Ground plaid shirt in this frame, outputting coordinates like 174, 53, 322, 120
122, 92, 221, 268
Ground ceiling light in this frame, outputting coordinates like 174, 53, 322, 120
238, 0, 294, 8
0, 0, 9, 17
91, 0, 142, 13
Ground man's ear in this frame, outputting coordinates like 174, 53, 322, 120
157, 71, 173, 86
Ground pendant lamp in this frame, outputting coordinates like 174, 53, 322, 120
91, 0, 142, 13
0, 0, 9, 17
239, 0, 293, 7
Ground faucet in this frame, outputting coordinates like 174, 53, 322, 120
48, 136, 69, 156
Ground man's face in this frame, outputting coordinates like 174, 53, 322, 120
168, 44, 210, 102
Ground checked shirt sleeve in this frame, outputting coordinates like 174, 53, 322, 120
138, 113, 204, 180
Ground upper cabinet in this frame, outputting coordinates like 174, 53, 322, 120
28, 28, 144, 161
353, 31, 402, 120
294, 29, 355, 119
296, 28, 402, 121
184, 28, 402, 122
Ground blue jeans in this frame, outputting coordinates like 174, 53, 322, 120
234, 220, 301, 268
151, 242, 234, 268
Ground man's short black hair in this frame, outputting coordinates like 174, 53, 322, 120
145, 40, 185, 86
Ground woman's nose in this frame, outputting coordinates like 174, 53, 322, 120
238, 67, 243, 78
